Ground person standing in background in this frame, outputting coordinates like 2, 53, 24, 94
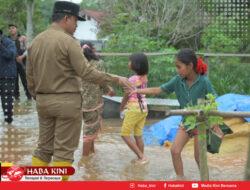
8, 24, 32, 100
0, 29, 17, 124
81, 42, 114, 157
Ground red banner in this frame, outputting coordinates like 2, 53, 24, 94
0, 181, 249, 190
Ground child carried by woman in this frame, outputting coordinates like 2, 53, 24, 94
81, 42, 114, 157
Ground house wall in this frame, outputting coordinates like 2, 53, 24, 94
74, 18, 108, 51
74, 19, 98, 40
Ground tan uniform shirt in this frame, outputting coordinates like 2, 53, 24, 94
26, 24, 119, 98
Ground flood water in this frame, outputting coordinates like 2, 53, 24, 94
0, 93, 248, 181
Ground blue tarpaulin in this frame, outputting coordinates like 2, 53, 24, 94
143, 116, 181, 146
143, 93, 250, 146
216, 94, 250, 122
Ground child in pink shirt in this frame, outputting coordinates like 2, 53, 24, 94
120, 53, 149, 164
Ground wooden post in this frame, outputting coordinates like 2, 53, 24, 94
165, 109, 250, 181
245, 134, 250, 181
197, 99, 209, 181
166, 110, 250, 118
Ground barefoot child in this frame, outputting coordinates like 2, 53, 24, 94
130, 48, 223, 177
120, 53, 149, 164
81, 42, 114, 156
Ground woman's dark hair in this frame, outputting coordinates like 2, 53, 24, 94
130, 53, 148, 75
82, 42, 99, 61
175, 48, 197, 70
80, 41, 94, 49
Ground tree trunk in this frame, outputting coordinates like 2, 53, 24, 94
204, 46, 210, 78
26, 0, 34, 41
245, 134, 250, 181
197, 99, 209, 181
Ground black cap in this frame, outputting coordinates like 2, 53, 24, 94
8, 24, 17, 28
53, 1, 85, 21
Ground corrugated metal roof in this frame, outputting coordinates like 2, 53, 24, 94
80, 9, 108, 24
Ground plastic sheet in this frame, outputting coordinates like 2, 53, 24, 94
216, 93, 250, 122
143, 116, 181, 146
143, 93, 250, 146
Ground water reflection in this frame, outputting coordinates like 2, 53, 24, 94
0, 125, 34, 164
0, 94, 248, 181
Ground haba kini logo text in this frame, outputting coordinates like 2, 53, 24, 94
1, 166, 75, 181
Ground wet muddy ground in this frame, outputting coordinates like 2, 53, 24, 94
0, 96, 248, 181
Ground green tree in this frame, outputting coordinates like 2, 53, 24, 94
38, 0, 57, 27
0, 0, 26, 34
26, 0, 35, 40
79, 0, 99, 10
0, 0, 52, 39
97, 0, 249, 97
98, 0, 207, 50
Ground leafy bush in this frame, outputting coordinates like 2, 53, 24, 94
102, 12, 249, 100
201, 17, 243, 65
102, 17, 178, 98
103, 38, 178, 98
209, 61, 250, 96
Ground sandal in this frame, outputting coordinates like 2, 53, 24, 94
135, 159, 149, 165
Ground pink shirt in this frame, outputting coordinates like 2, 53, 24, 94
126, 75, 148, 112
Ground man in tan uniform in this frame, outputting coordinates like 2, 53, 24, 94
26, 1, 134, 180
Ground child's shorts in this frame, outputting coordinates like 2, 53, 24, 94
178, 123, 198, 138
121, 111, 148, 136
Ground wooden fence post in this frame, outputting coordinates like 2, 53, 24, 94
166, 109, 250, 181
197, 99, 209, 181
245, 133, 250, 181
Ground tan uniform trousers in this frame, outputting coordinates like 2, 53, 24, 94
33, 93, 82, 163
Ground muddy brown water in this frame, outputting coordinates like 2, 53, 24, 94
0, 98, 248, 181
